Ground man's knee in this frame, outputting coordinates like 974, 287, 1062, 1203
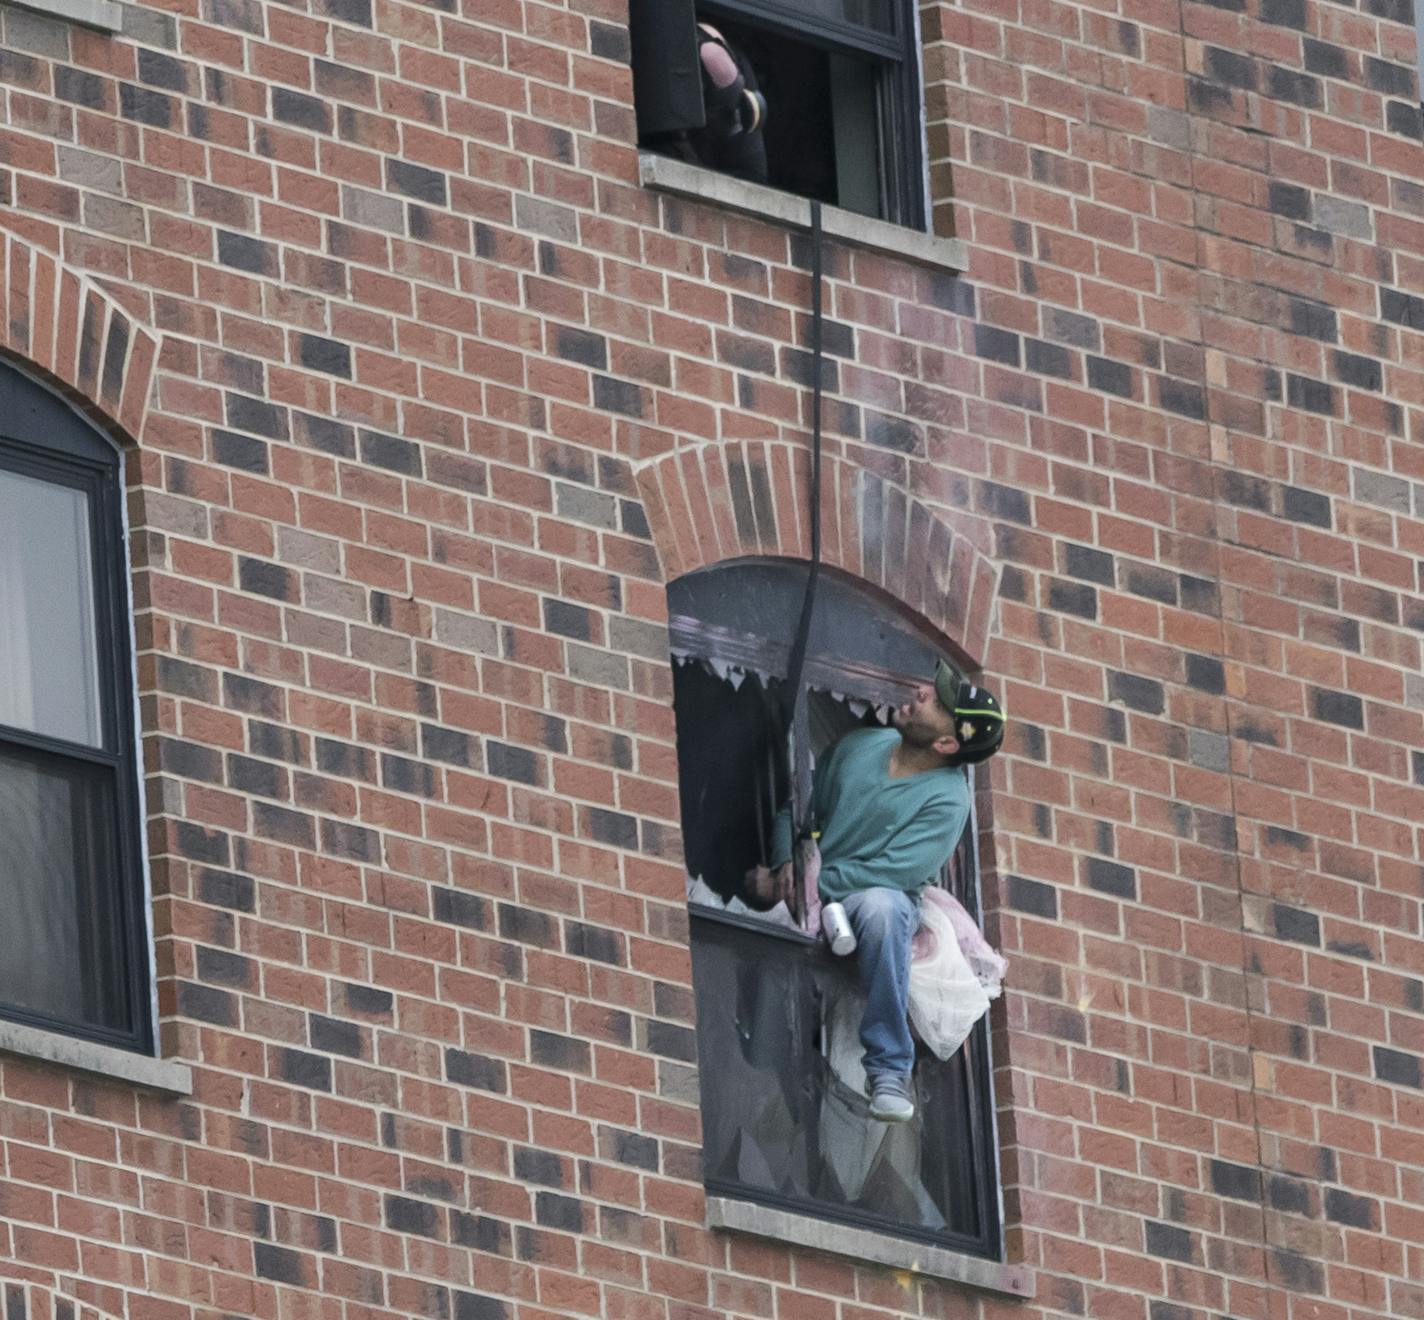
846, 886, 915, 936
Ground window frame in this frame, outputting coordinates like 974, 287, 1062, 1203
669, 561, 1005, 1260
636, 0, 929, 229
0, 361, 154, 1056
701, 0, 909, 56
687, 826, 1004, 1256
3, 0, 124, 30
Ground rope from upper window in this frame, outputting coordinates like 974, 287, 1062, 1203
782, 200, 826, 880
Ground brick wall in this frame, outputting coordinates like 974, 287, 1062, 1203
1, 0, 1423, 1316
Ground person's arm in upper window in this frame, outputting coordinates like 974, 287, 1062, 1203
768, 727, 856, 868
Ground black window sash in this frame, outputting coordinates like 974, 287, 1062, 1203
700, 0, 909, 59
692, 907, 1004, 1256
0, 412, 151, 1053
877, 25, 927, 229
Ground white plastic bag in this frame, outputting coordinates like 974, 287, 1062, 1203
907, 888, 996, 1060
799, 835, 822, 938
938, 888, 1007, 996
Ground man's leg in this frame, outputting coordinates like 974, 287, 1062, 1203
840, 886, 918, 1086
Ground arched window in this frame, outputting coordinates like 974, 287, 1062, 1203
0, 360, 152, 1052
668, 560, 1003, 1260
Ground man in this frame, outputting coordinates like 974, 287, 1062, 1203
752, 661, 1005, 1122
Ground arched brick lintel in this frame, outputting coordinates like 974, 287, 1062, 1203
0, 232, 159, 446
634, 440, 999, 669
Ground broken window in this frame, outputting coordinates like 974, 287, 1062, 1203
669, 561, 1003, 1258
629, 0, 927, 228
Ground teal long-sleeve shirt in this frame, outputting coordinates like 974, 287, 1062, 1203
770, 727, 970, 902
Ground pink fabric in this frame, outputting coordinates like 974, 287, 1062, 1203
799, 837, 822, 936
913, 887, 1007, 990
911, 920, 936, 960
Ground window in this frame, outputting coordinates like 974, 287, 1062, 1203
4, 0, 123, 31
1417, 2, 1424, 108
668, 561, 1003, 1259
629, 0, 927, 227
0, 360, 152, 1053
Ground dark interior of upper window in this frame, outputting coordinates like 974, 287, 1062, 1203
628, 0, 926, 228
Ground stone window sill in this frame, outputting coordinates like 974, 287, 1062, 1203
638, 152, 967, 275
0, 1019, 192, 1094
3, 0, 122, 29
707, 1196, 1034, 1296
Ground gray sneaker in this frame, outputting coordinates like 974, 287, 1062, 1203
868, 1073, 915, 1123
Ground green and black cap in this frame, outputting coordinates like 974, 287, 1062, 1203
933, 659, 1006, 764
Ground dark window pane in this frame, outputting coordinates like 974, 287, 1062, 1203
808, 0, 895, 32
0, 743, 130, 1033
691, 912, 993, 1249
829, 53, 882, 217
0, 467, 103, 748
673, 661, 789, 902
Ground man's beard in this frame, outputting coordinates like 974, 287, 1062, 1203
896, 720, 940, 750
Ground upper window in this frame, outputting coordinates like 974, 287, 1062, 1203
6, 0, 124, 32
668, 561, 1002, 1258
629, 0, 927, 227
0, 360, 152, 1053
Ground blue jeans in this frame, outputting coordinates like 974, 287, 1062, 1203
841, 886, 918, 1081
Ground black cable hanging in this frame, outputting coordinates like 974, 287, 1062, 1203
783, 200, 826, 886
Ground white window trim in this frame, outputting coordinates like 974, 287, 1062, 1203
708, 1197, 1035, 1296
638, 151, 967, 274
0, 1019, 191, 1094
3, 0, 122, 30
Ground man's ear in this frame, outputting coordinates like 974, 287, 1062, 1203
932, 733, 961, 758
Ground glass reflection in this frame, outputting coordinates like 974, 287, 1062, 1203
0, 746, 125, 1031
691, 914, 988, 1246
0, 467, 103, 747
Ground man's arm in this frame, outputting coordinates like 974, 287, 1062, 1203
768, 730, 854, 867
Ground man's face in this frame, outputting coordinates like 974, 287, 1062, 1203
893, 681, 961, 754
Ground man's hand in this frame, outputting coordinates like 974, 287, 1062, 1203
744, 862, 795, 907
